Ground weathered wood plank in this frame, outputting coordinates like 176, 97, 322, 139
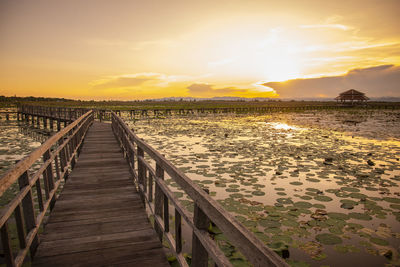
33, 246, 169, 267
32, 122, 168, 266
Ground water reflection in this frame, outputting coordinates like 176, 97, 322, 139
128, 112, 400, 267
0, 120, 53, 177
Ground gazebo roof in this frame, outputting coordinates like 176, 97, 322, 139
335, 89, 369, 100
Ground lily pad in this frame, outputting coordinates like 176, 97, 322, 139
348, 212, 372, 221
315, 233, 343, 245
252, 191, 265, 196
226, 188, 240, 193
274, 187, 285, 191
370, 237, 389, 246
341, 187, 360, 193
230, 193, 244, 198
314, 195, 333, 202
276, 198, 293, 205
294, 201, 312, 209
383, 197, 400, 204
390, 204, 400, 210
306, 178, 320, 183
349, 192, 367, 199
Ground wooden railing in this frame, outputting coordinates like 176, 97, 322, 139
111, 112, 288, 267
18, 105, 89, 122
0, 110, 93, 267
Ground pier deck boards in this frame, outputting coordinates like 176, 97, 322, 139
33, 122, 169, 266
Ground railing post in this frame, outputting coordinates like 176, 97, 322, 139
18, 171, 39, 258
137, 147, 145, 188
192, 190, 210, 267
1, 222, 15, 267
14, 204, 27, 250
154, 163, 164, 241
58, 139, 67, 179
43, 150, 56, 210
175, 209, 182, 254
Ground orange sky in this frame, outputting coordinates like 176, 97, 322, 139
0, 0, 399, 100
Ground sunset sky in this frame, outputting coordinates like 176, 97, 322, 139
0, 0, 399, 100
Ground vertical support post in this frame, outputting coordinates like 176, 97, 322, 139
164, 193, 169, 232
1, 222, 15, 267
175, 209, 182, 254
43, 117, 47, 129
148, 173, 153, 202
192, 190, 210, 267
43, 150, 56, 210
18, 171, 39, 258
14, 204, 27, 249
137, 147, 145, 190
154, 163, 164, 241
58, 139, 67, 179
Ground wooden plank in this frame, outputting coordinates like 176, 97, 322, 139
33, 246, 169, 267
32, 122, 168, 266
41, 220, 153, 241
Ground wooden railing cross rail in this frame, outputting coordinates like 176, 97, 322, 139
111, 111, 289, 267
0, 110, 93, 267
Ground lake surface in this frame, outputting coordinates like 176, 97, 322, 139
127, 110, 400, 267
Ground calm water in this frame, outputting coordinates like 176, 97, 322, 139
127, 110, 400, 267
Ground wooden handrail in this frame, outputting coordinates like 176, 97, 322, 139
18, 105, 89, 121
111, 112, 289, 267
0, 110, 93, 267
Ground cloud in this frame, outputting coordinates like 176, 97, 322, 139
263, 65, 400, 98
300, 24, 352, 31
90, 72, 194, 91
92, 77, 152, 90
187, 83, 248, 97
187, 83, 276, 98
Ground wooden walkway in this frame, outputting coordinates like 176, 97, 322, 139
32, 122, 169, 266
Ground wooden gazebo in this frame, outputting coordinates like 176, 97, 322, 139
335, 89, 369, 104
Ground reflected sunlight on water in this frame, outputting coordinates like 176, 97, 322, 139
266, 122, 303, 131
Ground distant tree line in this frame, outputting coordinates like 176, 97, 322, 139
0, 95, 74, 103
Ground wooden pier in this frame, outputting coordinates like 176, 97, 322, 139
32, 122, 168, 266
0, 106, 289, 267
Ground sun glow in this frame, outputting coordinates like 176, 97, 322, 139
204, 27, 304, 84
